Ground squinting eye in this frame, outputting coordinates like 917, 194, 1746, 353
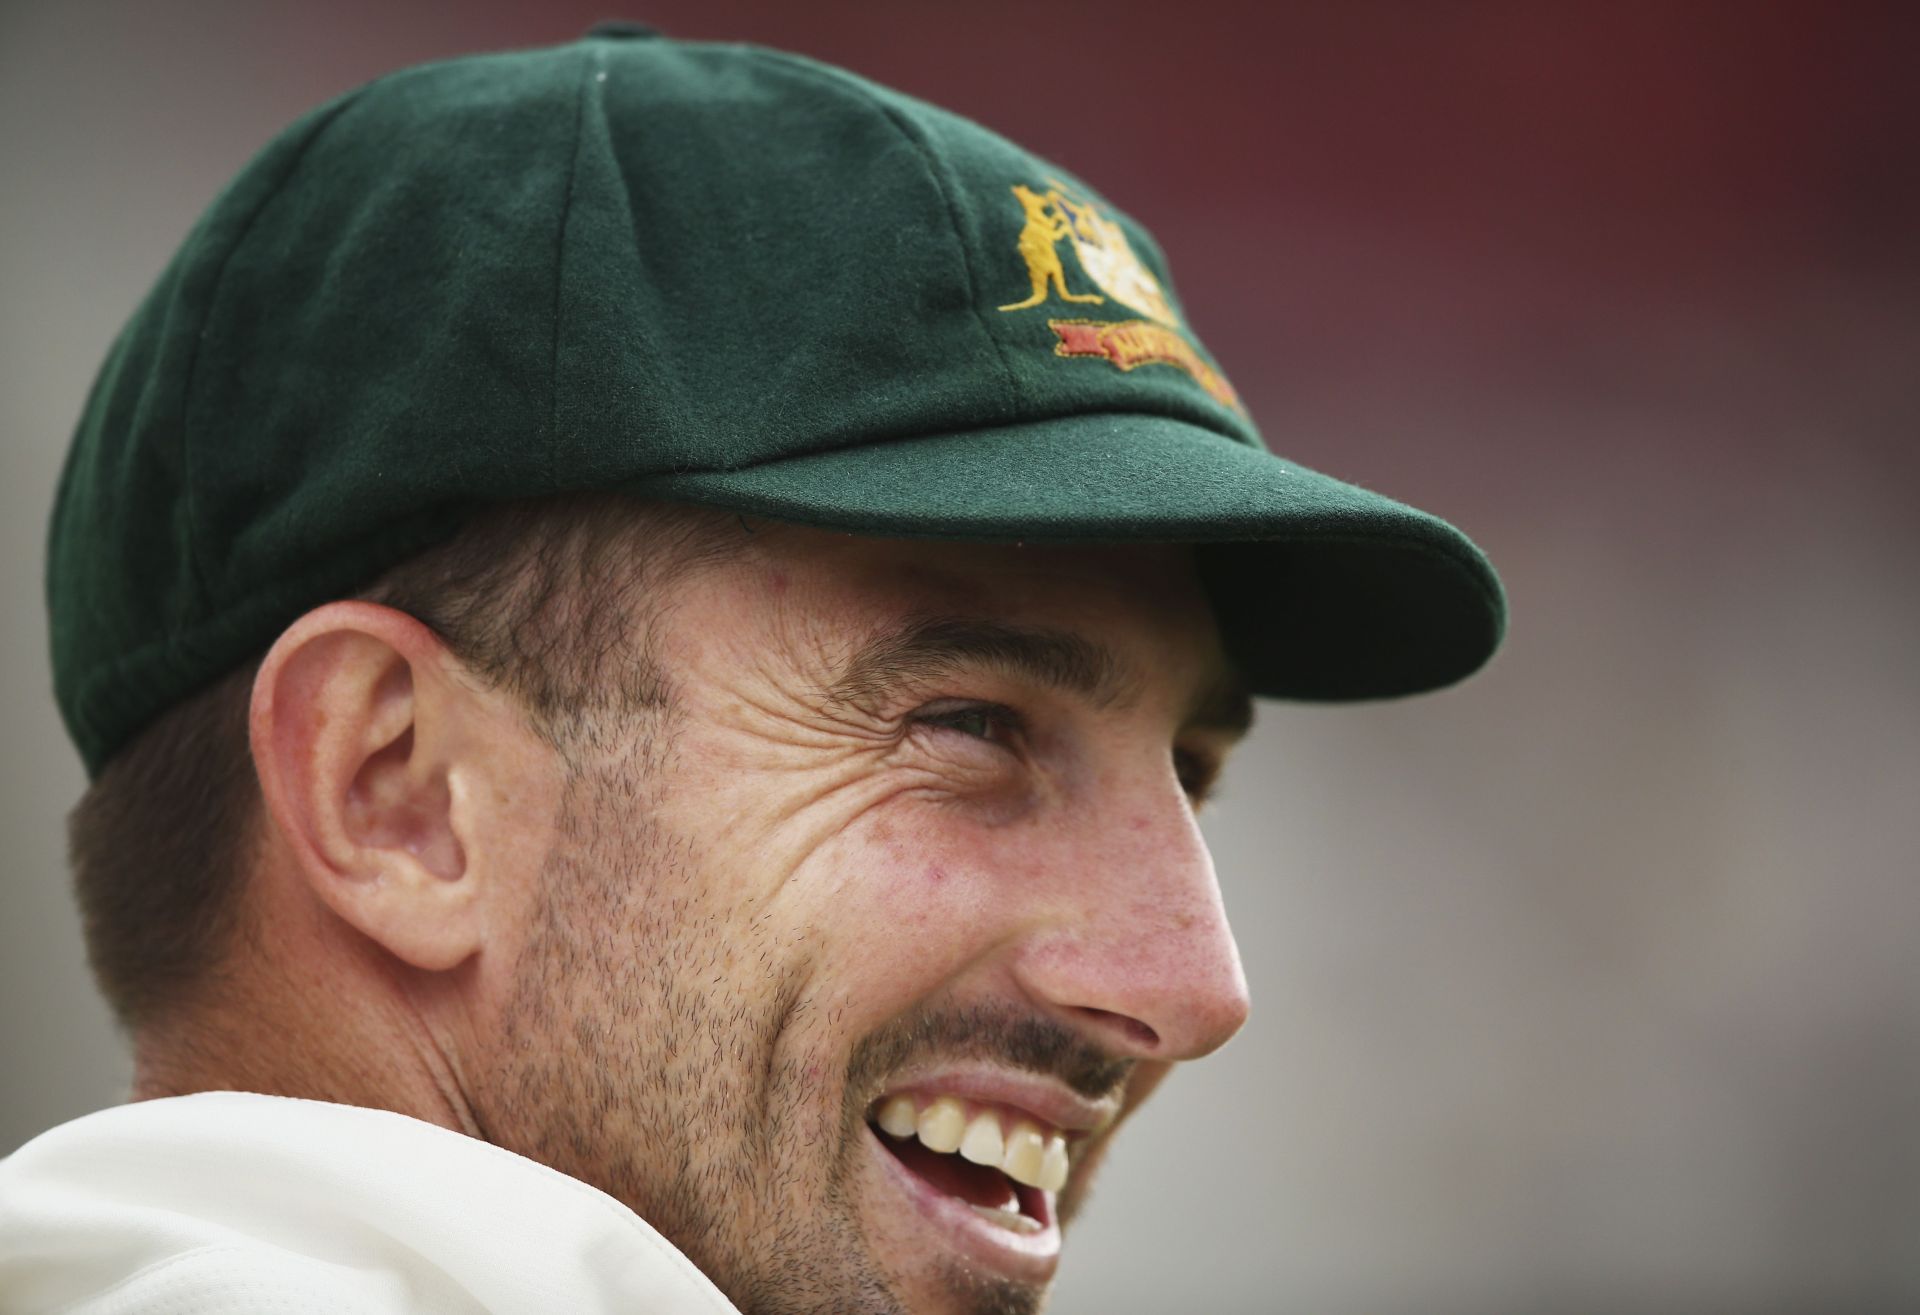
941, 708, 997, 739
1173, 747, 1221, 804
915, 703, 1021, 746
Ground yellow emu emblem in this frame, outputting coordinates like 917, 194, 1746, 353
997, 182, 1179, 328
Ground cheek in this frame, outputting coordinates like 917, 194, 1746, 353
804, 811, 1029, 988
865, 820, 988, 931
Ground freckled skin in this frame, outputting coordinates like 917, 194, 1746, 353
465, 524, 1251, 1315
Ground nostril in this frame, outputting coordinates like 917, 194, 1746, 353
1077, 1007, 1158, 1052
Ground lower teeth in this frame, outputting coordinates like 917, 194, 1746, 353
969, 1203, 1041, 1234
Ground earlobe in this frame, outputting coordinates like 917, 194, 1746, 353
250, 602, 486, 973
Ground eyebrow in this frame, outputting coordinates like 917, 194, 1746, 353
826, 615, 1256, 738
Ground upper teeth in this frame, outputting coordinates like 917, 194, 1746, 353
874, 1093, 1071, 1193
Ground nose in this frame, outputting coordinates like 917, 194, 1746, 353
1008, 770, 1251, 1062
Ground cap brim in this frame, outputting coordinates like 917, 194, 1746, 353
639, 412, 1505, 700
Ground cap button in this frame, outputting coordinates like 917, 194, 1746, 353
585, 20, 661, 40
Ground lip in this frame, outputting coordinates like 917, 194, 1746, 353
867, 1063, 1119, 1139
864, 1121, 1062, 1284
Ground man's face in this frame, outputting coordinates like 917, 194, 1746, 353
472, 525, 1252, 1315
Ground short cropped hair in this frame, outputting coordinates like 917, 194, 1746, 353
67, 496, 739, 1029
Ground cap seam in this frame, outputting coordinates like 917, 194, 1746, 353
661, 400, 1257, 482
176, 91, 365, 625
750, 50, 1028, 421
547, 46, 595, 492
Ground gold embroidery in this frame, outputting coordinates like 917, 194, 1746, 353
997, 180, 1241, 411
997, 184, 1106, 312
1049, 318, 1243, 412
1049, 181, 1180, 327
996, 182, 1180, 327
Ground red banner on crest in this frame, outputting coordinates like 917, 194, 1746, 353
1047, 319, 1242, 412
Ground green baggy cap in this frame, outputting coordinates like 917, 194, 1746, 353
48, 27, 1506, 776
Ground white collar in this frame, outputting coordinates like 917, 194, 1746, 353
0, 1091, 742, 1314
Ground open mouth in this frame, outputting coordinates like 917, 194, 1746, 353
865, 1093, 1066, 1238
874, 1119, 1053, 1234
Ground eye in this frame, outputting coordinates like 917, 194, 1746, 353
911, 701, 1023, 748
1173, 745, 1222, 806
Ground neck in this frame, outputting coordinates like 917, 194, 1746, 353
128, 941, 484, 1139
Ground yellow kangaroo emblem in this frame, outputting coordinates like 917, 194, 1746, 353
997, 184, 1105, 312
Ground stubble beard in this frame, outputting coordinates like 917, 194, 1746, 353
478, 733, 1117, 1315
472, 734, 918, 1314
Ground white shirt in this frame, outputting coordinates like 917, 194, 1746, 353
0, 1091, 742, 1314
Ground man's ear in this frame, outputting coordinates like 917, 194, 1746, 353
250, 601, 510, 973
